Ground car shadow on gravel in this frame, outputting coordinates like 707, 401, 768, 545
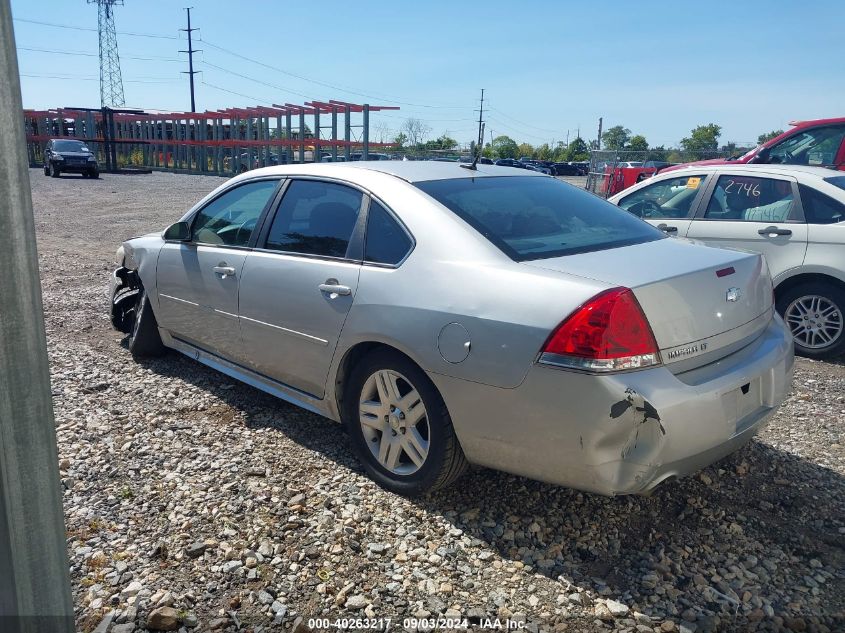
135, 351, 844, 624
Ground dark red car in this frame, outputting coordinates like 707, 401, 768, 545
664, 117, 845, 174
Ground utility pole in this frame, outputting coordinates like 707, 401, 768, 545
180, 7, 200, 112
476, 89, 485, 150
597, 116, 603, 150
0, 2, 75, 631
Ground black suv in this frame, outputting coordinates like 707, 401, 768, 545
43, 139, 99, 178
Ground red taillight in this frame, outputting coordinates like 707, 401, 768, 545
540, 287, 661, 372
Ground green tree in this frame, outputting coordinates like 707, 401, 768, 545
757, 129, 784, 145
517, 142, 534, 158
628, 135, 649, 152
565, 137, 589, 161
393, 132, 408, 148
492, 135, 519, 159
536, 143, 552, 161
681, 123, 722, 158
601, 125, 631, 150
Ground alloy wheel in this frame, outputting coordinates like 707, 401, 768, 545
784, 294, 843, 350
358, 369, 430, 475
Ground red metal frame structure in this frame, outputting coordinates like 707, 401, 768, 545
22, 100, 400, 174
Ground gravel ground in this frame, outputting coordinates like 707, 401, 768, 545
29, 169, 844, 633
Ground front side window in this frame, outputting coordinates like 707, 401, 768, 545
191, 179, 278, 246
364, 202, 412, 265
617, 174, 707, 219
415, 176, 663, 261
704, 175, 796, 222
265, 180, 363, 258
799, 184, 845, 224
766, 125, 845, 167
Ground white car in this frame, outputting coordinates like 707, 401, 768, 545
609, 165, 845, 359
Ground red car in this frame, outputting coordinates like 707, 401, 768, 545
663, 117, 845, 174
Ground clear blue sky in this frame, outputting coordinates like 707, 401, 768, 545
10, 0, 845, 149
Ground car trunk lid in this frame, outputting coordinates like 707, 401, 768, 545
523, 238, 773, 369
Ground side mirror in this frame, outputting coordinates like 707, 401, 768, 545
164, 221, 190, 241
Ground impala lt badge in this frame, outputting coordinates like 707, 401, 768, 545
726, 287, 742, 302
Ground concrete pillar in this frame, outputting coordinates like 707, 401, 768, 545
0, 1, 76, 627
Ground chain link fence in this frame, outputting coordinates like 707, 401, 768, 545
586, 149, 738, 198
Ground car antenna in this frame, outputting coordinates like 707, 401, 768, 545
461, 89, 485, 171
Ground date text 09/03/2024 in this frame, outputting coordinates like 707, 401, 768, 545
306, 617, 526, 630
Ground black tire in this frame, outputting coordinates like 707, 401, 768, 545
82, 172, 89, 178
343, 349, 468, 496
776, 281, 845, 359
50, 163, 60, 178
90, 169, 99, 179
43, 164, 49, 176
128, 289, 166, 358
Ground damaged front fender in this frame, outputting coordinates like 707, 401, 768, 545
110, 267, 140, 333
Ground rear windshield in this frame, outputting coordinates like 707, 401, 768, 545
824, 176, 845, 191
53, 140, 89, 152
415, 176, 664, 261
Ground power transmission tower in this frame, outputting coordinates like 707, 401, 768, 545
180, 7, 200, 112
88, 0, 126, 108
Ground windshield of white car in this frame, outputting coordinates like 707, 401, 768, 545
415, 176, 664, 261
824, 176, 845, 191
53, 140, 89, 152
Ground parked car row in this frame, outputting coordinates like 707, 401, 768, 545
111, 161, 794, 497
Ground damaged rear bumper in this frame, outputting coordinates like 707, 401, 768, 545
429, 315, 794, 495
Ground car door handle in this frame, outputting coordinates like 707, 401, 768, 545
758, 226, 792, 236
656, 223, 678, 233
319, 280, 351, 297
213, 265, 236, 277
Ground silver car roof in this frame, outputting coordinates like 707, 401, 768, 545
243, 160, 549, 183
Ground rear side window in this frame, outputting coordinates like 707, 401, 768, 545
364, 202, 412, 265
799, 184, 845, 224
824, 176, 845, 191
704, 175, 796, 222
415, 176, 663, 261
264, 180, 363, 258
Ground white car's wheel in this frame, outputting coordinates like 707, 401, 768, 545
777, 282, 845, 359
344, 350, 468, 496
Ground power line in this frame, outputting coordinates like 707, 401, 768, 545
20, 72, 178, 83
200, 60, 313, 100
16, 45, 182, 62
13, 17, 179, 39
488, 108, 563, 135
199, 38, 467, 109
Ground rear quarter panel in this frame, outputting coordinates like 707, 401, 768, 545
800, 222, 845, 285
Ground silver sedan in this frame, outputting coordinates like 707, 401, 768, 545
111, 162, 794, 496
